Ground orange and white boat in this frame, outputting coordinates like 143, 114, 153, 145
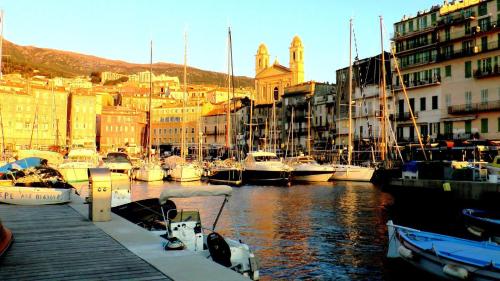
0, 219, 13, 257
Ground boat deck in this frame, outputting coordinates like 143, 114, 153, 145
0, 204, 172, 281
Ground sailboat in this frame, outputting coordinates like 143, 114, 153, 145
170, 31, 202, 182
134, 40, 165, 182
208, 27, 243, 186
331, 19, 375, 182
287, 99, 334, 182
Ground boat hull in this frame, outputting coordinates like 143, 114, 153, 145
0, 220, 13, 257
292, 170, 333, 182
243, 169, 291, 185
0, 186, 71, 205
170, 164, 202, 182
134, 167, 164, 182
58, 167, 90, 183
208, 168, 243, 186
330, 165, 374, 182
463, 209, 500, 243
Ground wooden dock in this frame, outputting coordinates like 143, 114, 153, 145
0, 204, 172, 281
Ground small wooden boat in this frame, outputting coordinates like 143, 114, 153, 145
387, 220, 500, 280
463, 209, 500, 243
0, 219, 13, 257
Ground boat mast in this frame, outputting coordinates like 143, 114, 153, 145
379, 16, 388, 163
348, 19, 353, 166
0, 10, 4, 80
147, 40, 153, 163
0, 103, 5, 161
248, 100, 253, 152
307, 98, 311, 156
182, 32, 187, 162
225, 27, 232, 153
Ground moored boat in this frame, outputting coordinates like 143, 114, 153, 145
134, 162, 165, 182
463, 209, 500, 243
287, 155, 334, 182
0, 186, 72, 205
58, 148, 100, 182
330, 164, 374, 182
0, 219, 13, 257
243, 151, 291, 185
170, 162, 202, 182
387, 220, 500, 280
208, 159, 243, 186
112, 185, 259, 280
103, 152, 133, 176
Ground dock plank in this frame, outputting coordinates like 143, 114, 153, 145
0, 204, 172, 281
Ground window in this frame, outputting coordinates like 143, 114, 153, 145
481, 89, 488, 104
409, 20, 414, 32
444, 121, 453, 135
478, 2, 488, 17
481, 118, 489, 133
465, 121, 472, 134
481, 36, 488, 52
479, 17, 491, 32
420, 97, 426, 111
498, 117, 500, 132
445, 27, 451, 41
431, 13, 437, 25
465, 91, 472, 108
445, 94, 451, 107
465, 61, 472, 78
445, 65, 452, 77
432, 96, 438, 110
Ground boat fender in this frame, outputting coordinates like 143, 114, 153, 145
467, 226, 483, 238
249, 252, 260, 280
443, 264, 468, 279
398, 245, 413, 259
207, 232, 232, 267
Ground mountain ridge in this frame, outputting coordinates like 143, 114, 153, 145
1, 39, 254, 88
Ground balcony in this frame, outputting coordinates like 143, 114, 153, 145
448, 100, 500, 114
436, 11, 475, 27
394, 111, 419, 121
436, 40, 500, 62
394, 77, 441, 91
474, 65, 500, 79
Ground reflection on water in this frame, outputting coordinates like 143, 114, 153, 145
74, 180, 428, 280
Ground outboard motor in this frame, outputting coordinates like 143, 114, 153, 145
207, 232, 232, 267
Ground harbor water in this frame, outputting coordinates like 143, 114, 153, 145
76, 180, 472, 280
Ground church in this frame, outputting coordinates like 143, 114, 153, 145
254, 36, 304, 105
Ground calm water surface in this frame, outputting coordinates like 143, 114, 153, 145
76, 180, 454, 280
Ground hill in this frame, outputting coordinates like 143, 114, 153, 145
1, 40, 254, 88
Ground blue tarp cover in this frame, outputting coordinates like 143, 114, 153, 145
398, 227, 500, 269
402, 161, 418, 173
0, 157, 43, 173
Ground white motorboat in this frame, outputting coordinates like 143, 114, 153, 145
170, 162, 202, 182
17, 149, 64, 166
287, 155, 334, 182
243, 151, 291, 185
111, 185, 259, 280
330, 164, 374, 182
58, 148, 100, 182
133, 162, 164, 182
103, 152, 133, 176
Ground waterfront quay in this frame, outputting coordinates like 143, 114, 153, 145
0, 193, 248, 281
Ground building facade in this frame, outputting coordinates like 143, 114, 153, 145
68, 89, 96, 147
392, 0, 500, 142
97, 106, 146, 153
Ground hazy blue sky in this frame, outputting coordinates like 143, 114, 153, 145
1, 0, 439, 82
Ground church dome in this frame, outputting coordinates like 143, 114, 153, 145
257, 43, 269, 55
290, 35, 303, 48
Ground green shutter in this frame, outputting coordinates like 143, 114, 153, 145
481, 118, 489, 133
465, 61, 471, 78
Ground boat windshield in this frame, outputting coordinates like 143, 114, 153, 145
104, 153, 131, 163
254, 155, 279, 162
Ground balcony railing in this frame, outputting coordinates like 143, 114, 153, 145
436, 40, 500, 62
448, 100, 500, 114
394, 111, 419, 121
394, 77, 441, 91
474, 65, 500, 79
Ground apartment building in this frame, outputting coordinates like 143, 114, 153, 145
334, 53, 392, 147
97, 106, 146, 153
68, 89, 96, 147
392, 0, 500, 141
0, 80, 68, 149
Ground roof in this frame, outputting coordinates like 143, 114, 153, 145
159, 185, 232, 204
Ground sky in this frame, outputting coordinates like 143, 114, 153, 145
1, 0, 440, 83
